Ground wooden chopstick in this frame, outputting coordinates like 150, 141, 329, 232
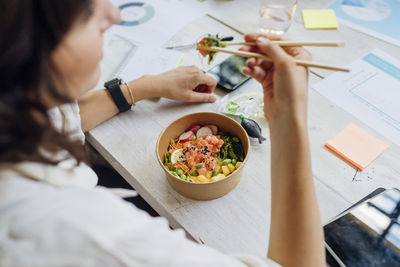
226, 41, 346, 47
198, 46, 350, 72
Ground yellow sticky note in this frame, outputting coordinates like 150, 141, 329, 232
302, 9, 338, 29
325, 124, 388, 170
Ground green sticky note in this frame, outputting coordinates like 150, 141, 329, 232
302, 9, 338, 30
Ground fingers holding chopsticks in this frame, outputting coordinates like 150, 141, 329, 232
242, 35, 293, 80
240, 34, 277, 73
240, 33, 284, 51
242, 59, 269, 83
240, 33, 312, 62
242, 36, 300, 83
239, 33, 312, 124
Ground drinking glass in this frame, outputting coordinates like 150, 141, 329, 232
258, 0, 298, 35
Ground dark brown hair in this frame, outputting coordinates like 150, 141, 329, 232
0, 0, 93, 164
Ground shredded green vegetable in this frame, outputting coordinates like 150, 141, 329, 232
218, 134, 244, 162
204, 34, 227, 64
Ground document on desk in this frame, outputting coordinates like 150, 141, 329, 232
109, 0, 204, 46
313, 49, 400, 146
327, 0, 400, 47
113, 45, 184, 81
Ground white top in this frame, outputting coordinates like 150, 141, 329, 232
0, 102, 278, 267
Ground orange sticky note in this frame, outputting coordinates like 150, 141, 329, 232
325, 124, 388, 170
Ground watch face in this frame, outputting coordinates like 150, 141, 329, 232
105, 78, 122, 87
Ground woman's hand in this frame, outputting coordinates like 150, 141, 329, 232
241, 34, 325, 267
80, 66, 216, 132
137, 66, 217, 103
240, 33, 311, 125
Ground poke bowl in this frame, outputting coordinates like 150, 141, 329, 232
156, 112, 250, 200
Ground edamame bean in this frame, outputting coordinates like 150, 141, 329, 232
171, 171, 178, 176
212, 170, 218, 177
232, 137, 240, 143
231, 159, 237, 165
177, 169, 184, 176
195, 163, 203, 169
180, 174, 186, 180
191, 170, 199, 176
223, 159, 231, 165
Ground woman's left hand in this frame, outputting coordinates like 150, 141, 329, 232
80, 66, 216, 132
144, 66, 217, 103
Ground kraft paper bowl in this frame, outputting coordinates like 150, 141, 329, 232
156, 112, 250, 200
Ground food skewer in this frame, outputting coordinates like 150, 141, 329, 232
197, 45, 350, 72
225, 41, 346, 47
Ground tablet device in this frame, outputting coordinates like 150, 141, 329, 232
324, 188, 400, 266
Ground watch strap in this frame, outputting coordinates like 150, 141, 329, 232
104, 78, 131, 113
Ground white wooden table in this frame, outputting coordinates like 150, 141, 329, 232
87, 0, 400, 257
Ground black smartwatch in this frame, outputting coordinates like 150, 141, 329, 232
104, 78, 132, 113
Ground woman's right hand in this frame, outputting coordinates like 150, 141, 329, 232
242, 35, 325, 267
240, 33, 311, 126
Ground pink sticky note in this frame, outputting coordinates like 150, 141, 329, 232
325, 124, 388, 170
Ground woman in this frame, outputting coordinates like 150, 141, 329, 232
0, 0, 324, 266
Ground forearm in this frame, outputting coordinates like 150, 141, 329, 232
267, 113, 324, 267
78, 75, 160, 132
78, 66, 217, 132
